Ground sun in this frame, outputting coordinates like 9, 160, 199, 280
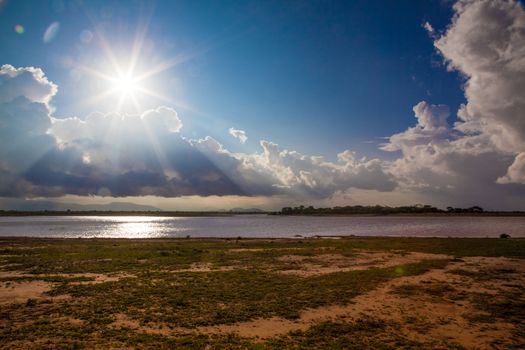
111, 72, 138, 97
101, 67, 150, 112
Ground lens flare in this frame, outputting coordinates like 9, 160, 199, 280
14, 24, 24, 34
80, 30, 93, 43
43, 22, 60, 43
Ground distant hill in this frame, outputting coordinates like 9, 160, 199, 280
0, 199, 160, 212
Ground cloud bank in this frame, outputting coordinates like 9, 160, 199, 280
1, 0, 525, 209
381, 0, 525, 209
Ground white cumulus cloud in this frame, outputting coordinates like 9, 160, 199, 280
0, 64, 57, 104
423, 21, 434, 33
381, 101, 450, 153
228, 127, 248, 143
435, 0, 525, 177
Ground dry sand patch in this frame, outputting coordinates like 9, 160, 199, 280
0, 270, 30, 279
0, 280, 52, 304
68, 272, 134, 285
0, 270, 134, 304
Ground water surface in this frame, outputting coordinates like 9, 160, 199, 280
0, 215, 523, 238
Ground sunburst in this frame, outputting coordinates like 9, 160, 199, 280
73, 8, 216, 117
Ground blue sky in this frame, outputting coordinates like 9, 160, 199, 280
1, 0, 525, 210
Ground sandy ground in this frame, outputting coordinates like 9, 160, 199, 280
1, 249, 524, 349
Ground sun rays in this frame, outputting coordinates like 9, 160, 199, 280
47, 5, 255, 203
76, 60, 152, 113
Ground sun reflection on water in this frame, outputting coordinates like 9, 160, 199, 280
118, 222, 157, 238
96, 216, 187, 238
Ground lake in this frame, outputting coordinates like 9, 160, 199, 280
0, 215, 524, 238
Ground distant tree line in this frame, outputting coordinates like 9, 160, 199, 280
445, 206, 483, 213
277, 204, 491, 215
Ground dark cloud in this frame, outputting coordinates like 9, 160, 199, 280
16, 139, 245, 198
